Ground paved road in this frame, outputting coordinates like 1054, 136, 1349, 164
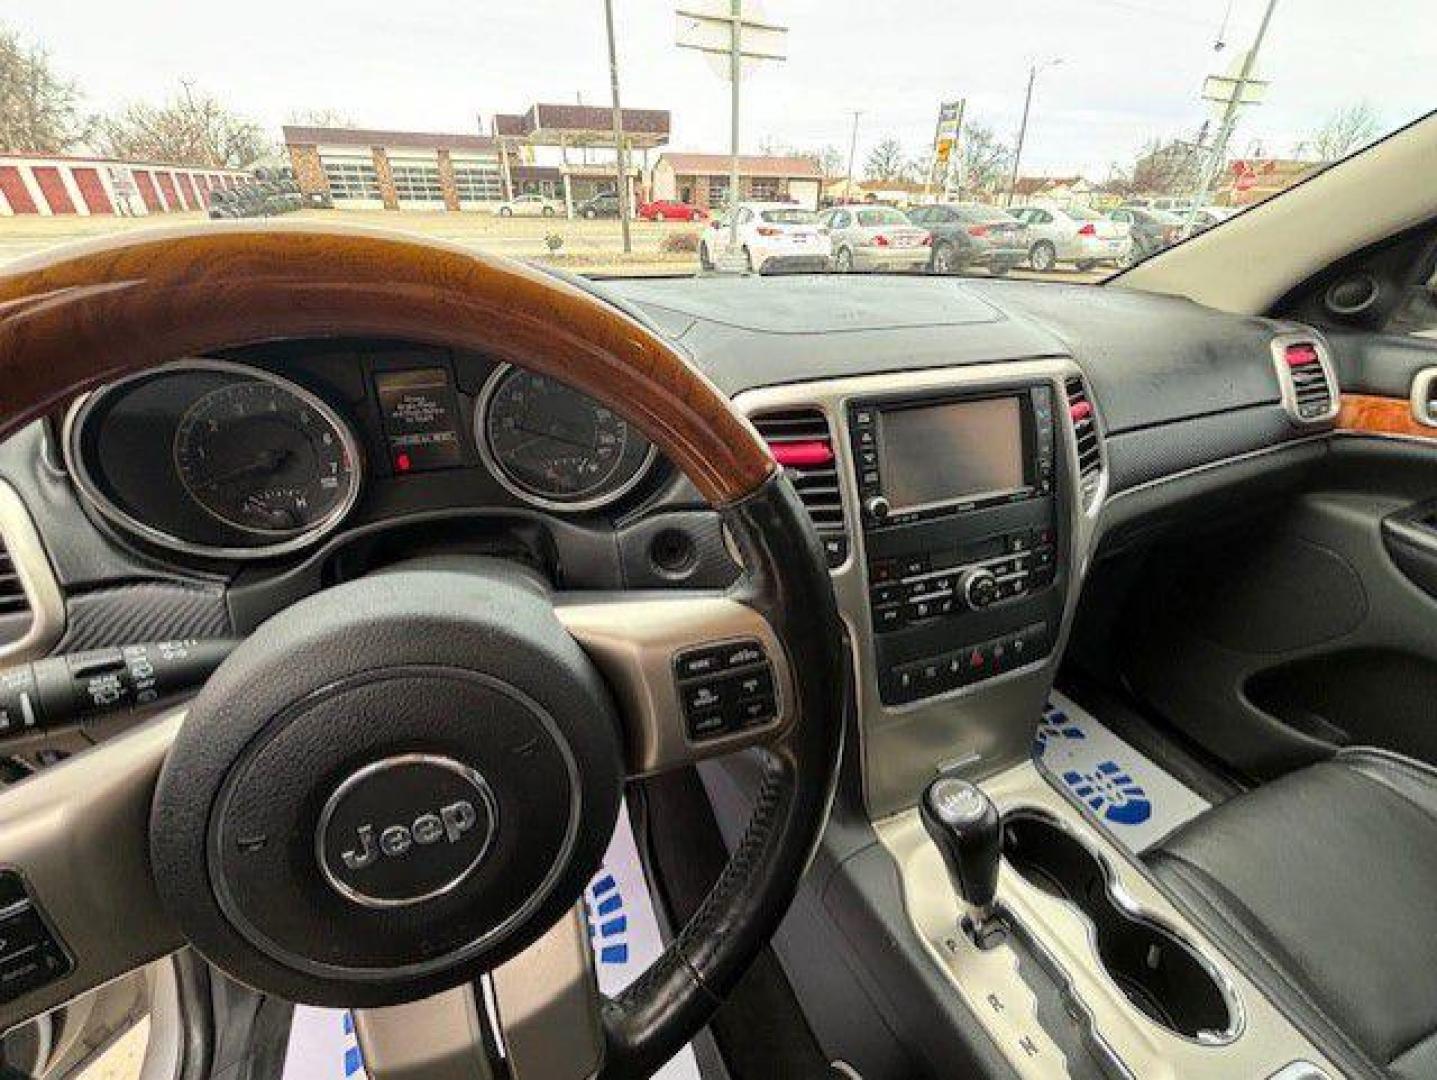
0, 209, 1107, 283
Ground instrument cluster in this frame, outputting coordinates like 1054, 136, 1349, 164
65, 354, 660, 561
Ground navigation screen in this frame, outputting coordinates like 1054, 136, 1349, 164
879, 397, 1025, 512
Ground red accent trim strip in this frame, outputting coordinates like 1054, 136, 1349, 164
769, 440, 834, 468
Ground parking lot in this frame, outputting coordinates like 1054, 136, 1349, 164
0, 209, 1107, 282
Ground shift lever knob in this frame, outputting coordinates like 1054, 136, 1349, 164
920, 777, 1001, 917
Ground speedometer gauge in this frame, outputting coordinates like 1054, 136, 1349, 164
174, 377, 357, 535
478, 366, 656, 511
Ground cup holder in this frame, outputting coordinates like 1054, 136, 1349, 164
1002, 811, 1236, 1041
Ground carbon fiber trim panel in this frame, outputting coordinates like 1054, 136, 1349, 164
57, 582, 230, 653
1106, 406, 1315, 492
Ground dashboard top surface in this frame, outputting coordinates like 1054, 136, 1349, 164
603, 275, 1303, 435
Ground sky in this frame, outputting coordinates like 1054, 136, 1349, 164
9, 0, 1435, 178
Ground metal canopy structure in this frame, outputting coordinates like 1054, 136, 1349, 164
492, 104, 670, 150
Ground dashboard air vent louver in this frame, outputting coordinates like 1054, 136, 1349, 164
0, 479, 64, 664
1273, 338, 1339, 423
0, 538, 28, 620
1064, 376, 1104, 508
753, 408, 849, 567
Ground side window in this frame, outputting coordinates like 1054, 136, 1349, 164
834, 210, 851, 228
737, 208, 753, 224
1112, 210, 1130, 224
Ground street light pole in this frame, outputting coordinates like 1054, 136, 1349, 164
1005, 59, 1060, 208
603, 0, 632, 254
844, 109, 862, 201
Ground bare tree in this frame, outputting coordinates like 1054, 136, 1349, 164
97, 80, 269, 167
804, 144, 845, 177
0, 25, 91, 153
953, 123, 1012, 195
1297, 103, 1381, 163
864, 136, 912, 182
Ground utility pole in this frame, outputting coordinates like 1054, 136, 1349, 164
1005, 59, 1061, 208
603, 0, 632, 254
844, 110, 862, 202
727, 0, 742, 253
1181, 0, 1279, 236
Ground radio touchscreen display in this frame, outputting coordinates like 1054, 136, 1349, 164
878, 396, 1026, 512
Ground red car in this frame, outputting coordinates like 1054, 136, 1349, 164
638, 199, 707, 222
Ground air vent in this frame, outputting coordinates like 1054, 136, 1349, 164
0, 480, 63, 664
753, 408, 849, 567
0, 538, 27, 620
1272, 337, 1339, 424
1064, 376, 1104, 508
1410, 368, 1437, 429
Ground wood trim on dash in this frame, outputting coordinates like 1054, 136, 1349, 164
0, 222, 775, 506
1337, 393, 1437, 441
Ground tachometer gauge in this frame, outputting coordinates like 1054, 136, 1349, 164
478, 365, 656, 511
174, 377, 357, 536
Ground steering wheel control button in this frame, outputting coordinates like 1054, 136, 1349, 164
675, 639, 778, 741
0, 872, 73, 1005
317, 756, 498, 909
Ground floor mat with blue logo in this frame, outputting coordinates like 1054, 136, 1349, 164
1035, 691, 1210, 853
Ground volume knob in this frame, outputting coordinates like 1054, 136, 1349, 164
958, 567, 999, 609
866, 496, 891, 522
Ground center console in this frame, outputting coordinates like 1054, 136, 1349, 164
736, 359, 1093, 819
846, 385, 1064, 706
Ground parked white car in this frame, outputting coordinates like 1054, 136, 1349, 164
699, 202, 832, 274
818, 205, 930, 272
495, 193, 561, 217
1012, 204, 1131, 271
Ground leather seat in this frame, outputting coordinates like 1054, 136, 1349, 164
1146, 749, 1437, 1080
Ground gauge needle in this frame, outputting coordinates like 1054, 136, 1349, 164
203, 448, 291, 487
511, 421, 595, 452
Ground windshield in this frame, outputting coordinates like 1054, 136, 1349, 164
1, 3, 1431, 282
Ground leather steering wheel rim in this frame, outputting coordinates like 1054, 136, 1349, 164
0, 223, 846, 1078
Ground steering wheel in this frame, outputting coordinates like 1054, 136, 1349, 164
0, 224, 845, 1079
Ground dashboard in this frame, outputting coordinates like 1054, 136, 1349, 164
0, 272, 1341, 814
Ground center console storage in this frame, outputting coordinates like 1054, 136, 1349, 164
848, 385, 1066, 706
1002, 811, 1235, 1041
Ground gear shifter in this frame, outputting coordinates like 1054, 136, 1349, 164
920, 776, 1001, 928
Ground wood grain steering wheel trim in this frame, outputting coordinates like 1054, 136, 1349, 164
0, 222, 774, 506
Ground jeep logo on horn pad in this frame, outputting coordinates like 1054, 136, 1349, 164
318, 755, 498, 908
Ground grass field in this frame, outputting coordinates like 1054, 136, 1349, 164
0, 207, 1106, 282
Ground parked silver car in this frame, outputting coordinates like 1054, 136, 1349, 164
818, 205, 930, 272
1011, 204, 1131, 271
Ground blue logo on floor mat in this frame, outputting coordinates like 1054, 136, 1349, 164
1033, 705, 1087, 757
1063, 761, 1153, 825
585, 872, 630, 965
342, 1011, 364, 1078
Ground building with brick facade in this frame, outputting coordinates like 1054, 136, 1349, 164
651, 154, 823, 211
284, 104, 669, 216
0, 153, 248, 216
